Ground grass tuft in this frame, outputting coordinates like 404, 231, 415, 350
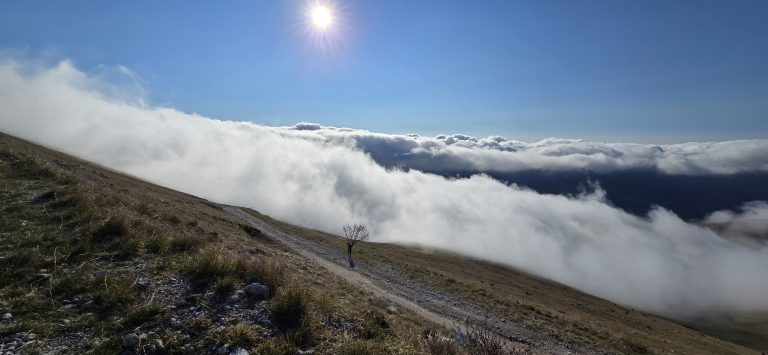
145, 234, 170, 254
359, 310, 391, 340
270, 285, 314, 347
123, 303, 165, 328
423, 330, 460, 355
338, 339, 386, 355
92, 216, 129, 240
257, 337, 296, 355
183, 250, 285, 292
170, 233, 206, 252
182, 251, 236, 284
238, 257, 286, 291
215, 276, 238, 294
90, 275, 139, 314
219, 323, 262, 348
422, 322, 520, 355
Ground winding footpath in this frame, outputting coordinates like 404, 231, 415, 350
227, 206, 596, 354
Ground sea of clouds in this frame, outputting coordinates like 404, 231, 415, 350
288, 122, 768, 176
1, 59, 767, 319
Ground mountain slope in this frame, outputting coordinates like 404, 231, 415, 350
0, 132, 432, 354
0, 131, 764, 354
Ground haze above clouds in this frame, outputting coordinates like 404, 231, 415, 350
2, 59, 768, 319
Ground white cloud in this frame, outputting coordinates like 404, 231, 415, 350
278, 123, 768, 175
704, 202, 768, 244
2, 59, 768, 319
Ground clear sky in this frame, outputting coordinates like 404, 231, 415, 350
1, 0, 767, 142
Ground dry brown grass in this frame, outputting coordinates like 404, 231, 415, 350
423, 322, 526, 355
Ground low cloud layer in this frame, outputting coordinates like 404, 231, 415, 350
286, 123, 768, 175
2, 59, 768, 319
704, 202, 768, 243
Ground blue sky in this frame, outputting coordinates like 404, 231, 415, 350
1, 0, 767, 142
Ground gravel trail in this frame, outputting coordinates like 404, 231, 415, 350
227, 206, 599, 354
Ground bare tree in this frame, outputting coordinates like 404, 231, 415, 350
343, 223, 369, 267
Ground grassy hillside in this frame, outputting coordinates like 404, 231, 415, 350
0, 132, 437, 354
1, 131, 765, 354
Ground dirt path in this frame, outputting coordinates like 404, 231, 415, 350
227, 207, 596, 354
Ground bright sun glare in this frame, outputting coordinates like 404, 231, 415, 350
310, 4, 334, 30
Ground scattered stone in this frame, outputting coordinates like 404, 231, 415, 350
386, 305, 398, 314
297, 350, 315, 355
2, 313, 11, 320
228, 290, 245, 304
122, 333, 140, 348
149, 339, 164, 351
216, 344, 229, 355
23, 333, 36, 342
136, 277, 151, 290
94, 270, 110, 278
244, 283, 269, 300
229, 347, 249, 355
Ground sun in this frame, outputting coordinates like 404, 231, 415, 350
310, 3, 334, 30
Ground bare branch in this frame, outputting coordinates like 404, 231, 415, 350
343, 223, 370, 246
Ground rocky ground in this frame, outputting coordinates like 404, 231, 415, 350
0, 247, 277, 355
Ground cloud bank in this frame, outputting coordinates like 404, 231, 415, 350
2, 59, 768, 319
285, 122, 768, 175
